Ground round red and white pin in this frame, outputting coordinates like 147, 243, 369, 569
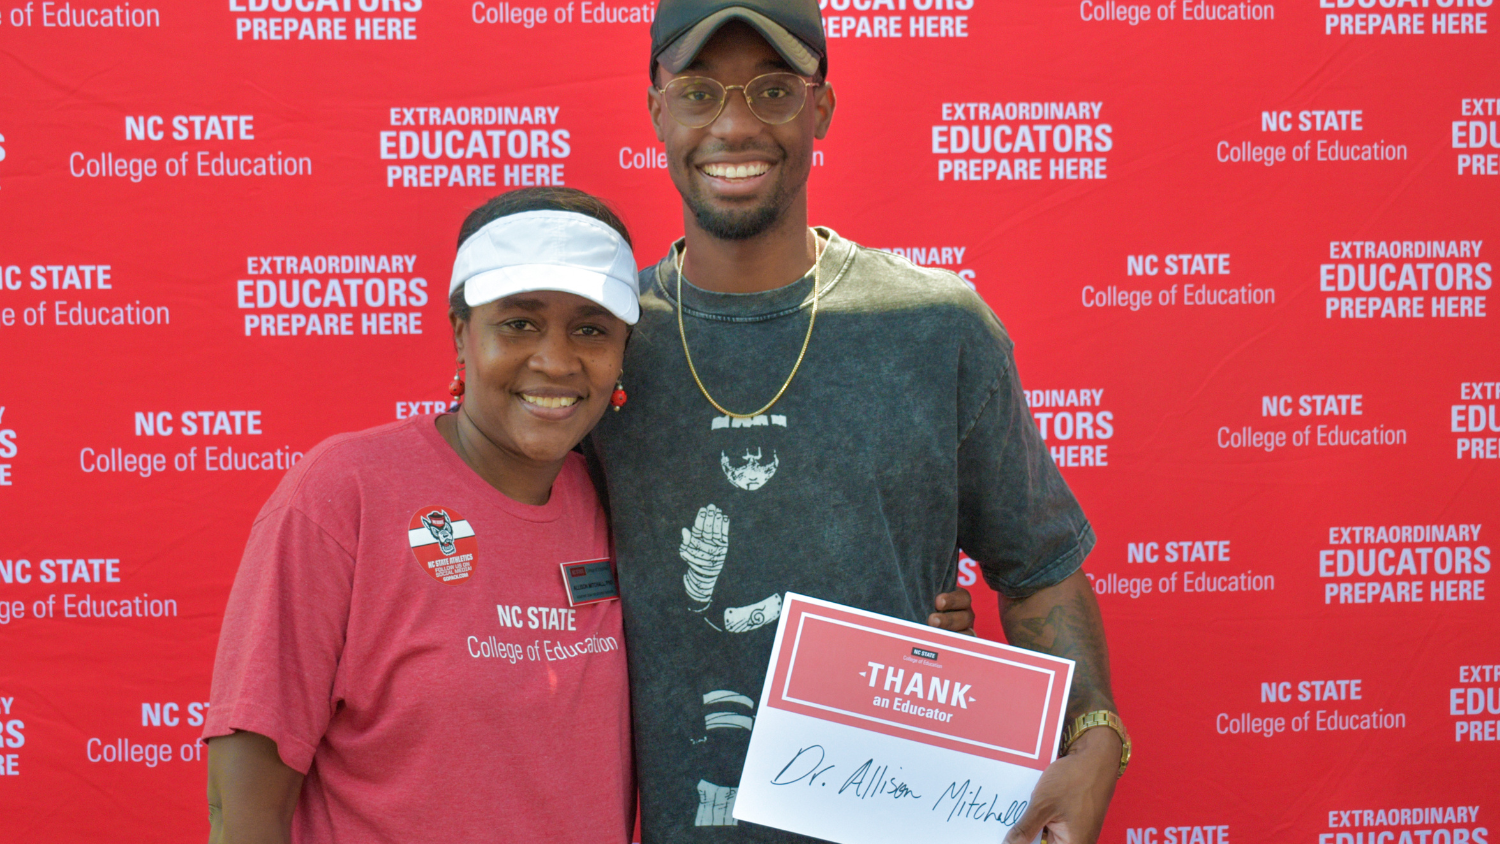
408, 505, 478, 584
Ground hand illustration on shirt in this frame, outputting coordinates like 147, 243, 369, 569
695, 779, 739, 827
723, 593, 783, 633
680, 504, 730, 610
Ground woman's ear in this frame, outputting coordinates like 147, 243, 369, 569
449, 309, 467, 359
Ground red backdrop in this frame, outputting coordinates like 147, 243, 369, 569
1, 1, 1497, 841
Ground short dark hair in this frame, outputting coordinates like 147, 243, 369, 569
450, 187, 633, 321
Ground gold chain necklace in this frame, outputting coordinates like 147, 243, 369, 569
675, 232, 824, 419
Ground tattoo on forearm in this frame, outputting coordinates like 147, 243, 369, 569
1002, 584, 1115, 719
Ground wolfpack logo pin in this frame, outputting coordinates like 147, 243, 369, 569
408, 506, 478, 583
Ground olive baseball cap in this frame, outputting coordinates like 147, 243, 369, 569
650, 0, 827, 79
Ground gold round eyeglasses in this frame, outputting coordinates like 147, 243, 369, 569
656, 72, 821, 129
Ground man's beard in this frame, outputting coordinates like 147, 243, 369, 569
682, 145, 801, 240
687, 189, 787, 240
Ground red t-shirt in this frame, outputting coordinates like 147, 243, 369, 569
204, 415, 631, 844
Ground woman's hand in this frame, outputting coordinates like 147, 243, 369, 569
206, 730, 303, 844
927, 586, 976, 635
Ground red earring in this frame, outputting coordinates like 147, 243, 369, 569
610, 380, 627, 411
448, 363, 465, 400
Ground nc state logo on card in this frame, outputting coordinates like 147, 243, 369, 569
407, 506, 478, 583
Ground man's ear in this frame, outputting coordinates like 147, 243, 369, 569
812, 82, 836, 141
648, 84, 666, 143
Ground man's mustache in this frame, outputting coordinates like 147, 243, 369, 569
689, 140, 786, 163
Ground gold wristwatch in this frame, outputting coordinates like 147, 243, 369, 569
1060, 710, 1131, 778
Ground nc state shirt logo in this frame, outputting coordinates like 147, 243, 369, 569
408, 506, 478, 584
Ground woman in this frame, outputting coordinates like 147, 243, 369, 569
203, 187, 641, 843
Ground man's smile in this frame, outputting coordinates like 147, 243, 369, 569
699, 161, 772, 180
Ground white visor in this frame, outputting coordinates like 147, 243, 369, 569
450, 209, 640, 325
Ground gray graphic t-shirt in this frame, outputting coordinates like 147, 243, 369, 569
587, 230, 1093, 843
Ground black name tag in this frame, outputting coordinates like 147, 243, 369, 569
560, 559, 619, 606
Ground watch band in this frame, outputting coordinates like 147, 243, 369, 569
1061, 710, 1131, 778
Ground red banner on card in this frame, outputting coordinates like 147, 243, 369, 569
767, 595, 1072, 771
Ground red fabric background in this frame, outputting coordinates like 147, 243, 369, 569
0, 2, 1496, 841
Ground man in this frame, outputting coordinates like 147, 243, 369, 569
586, 2, 1128, 842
